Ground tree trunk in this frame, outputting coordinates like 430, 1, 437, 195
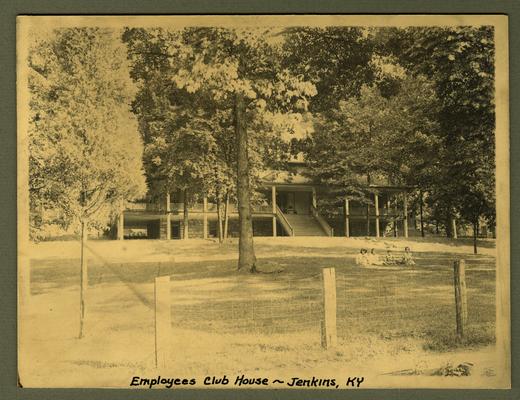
366, 174, 371, 237
473, 219, 479, 255
235, 92, 256, 272
445, 215, 452, 238
216, 186, 223, 243
183, 188, 189, 240
79, 220, 87, 339
419, 191, 425, 237
223, 190, 230, 240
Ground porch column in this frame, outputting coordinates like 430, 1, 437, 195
182, 188, 189, 240
165, 192, 171, 240
272, 185, 277, 237
117, 199, 124, 240
203, 195, 208, 239
344, 198, 350, 238
393, 197, 398, 237
374, 193, 380, 238
365, 203, 370, 237
403, 192, 409, 238
312, 187, 317, 208
385, 198, 392, 237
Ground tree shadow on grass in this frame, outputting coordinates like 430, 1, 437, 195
30, 251, 497, 357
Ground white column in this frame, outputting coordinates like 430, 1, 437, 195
312, 187, 317, 208
117, 199, 124, 240
374, 193, 380, 238
393, 197, 398, 237
182, 189, 189, 240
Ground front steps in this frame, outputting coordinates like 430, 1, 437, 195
284, 214, 327, 236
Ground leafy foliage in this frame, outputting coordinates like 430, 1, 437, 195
388, 26, 496, 233
295, 26, 495, 240
28, 25, 496, 246
124, 27, 317, 269
28, 28, 146, 237
282, 27, 376, 112
306, 75, 441, 206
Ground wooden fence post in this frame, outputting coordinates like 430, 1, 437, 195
454, 260, 468, 338
155, 276, 171, 369
321, 268, 337, 349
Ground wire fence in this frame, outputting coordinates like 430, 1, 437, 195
166, 266, 495, 345
172, 294, 323, 335
31, 244, 496, 353
335, 271, 455, 338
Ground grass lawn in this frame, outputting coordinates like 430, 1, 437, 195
19, 237, 501, 388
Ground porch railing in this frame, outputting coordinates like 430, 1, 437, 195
126, 202, 162, 212
126, 201, 275, 215
276, 205, 294, 236
311, 205, 334, 237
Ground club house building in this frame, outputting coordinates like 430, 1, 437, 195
118, 158, 416, 240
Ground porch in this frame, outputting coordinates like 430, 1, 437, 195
115, 184, 414, 240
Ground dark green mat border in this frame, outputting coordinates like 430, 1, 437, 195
1, 1, 518, 399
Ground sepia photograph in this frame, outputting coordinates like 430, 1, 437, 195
17, 15, 510, 389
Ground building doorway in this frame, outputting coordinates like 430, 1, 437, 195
276, 190, 311, 215
276, 192, 295, 214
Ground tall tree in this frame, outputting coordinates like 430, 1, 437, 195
28, 28, 147, 338
386, 26, 496, 248
283, 27, 398, 232
282, 27, 376, 113
124, 28, 237, 243
305, 76, 440, 232
124, 27, 315, 271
